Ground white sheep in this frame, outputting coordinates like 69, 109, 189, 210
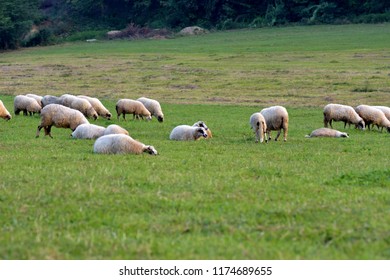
71, 124, 106, 139
355, 105, 390, 133
323, 103, 365, 129
41, 95, 61, 107
116, 99, 152, 121
260, 105, 289, 141
25, 93, 43, 107
78, 95, 112, 120
169, 125, 208, 141
59, 94, 98, 120
371, 106, 390, 130
93, 134, 158, 155
36, 104, 89, 138
249, 112, 268, 143
192, 121, 213, 139
14, 95, 42, 116
0, 100, 12, 120
305, 128, 349, 138
137, 97, 164, 122
103, 124, 129, 136
59, 94, 77, 107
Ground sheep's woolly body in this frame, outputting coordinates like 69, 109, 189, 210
78, 95, 112, 119
372, 106, 390, 121
59, 94, 77, 107
94, 134, 158, 155
137, 97, 164, 122
36, 104, 89, 138
250, 112, 268, 143
71, 124, 106, 139
0, 100, 12, 120
260, 105, 289, 141
14, 95, 42, 116
41, 95, 61, 107
25, 94, 43, 107
355, 105, 390, 133
323, 103, 365, 129
69, 98, 98, 120
305, 128, 349, 138
116, 99, 152, 121
192, 121, 213, 139
103, 124, 129, 136
169, 125, 208, 141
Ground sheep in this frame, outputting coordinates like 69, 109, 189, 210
78, 95, 112, 120
169, 125, 208, 141
25, 93, 43, 107
137, 97, 164, 122
69, 98, 98, 120
71, 124, 106, 139
355, 105, 390, 133
116, 99, 152, 121
371, 106, 390, 130
41, 95, 61, 107
14, 95, 42, 116
59, 94, 77, 107
192, 121, 213, 139
260, 105, 289, 141
103, 124, 129, 136
36, 104, 89, 138
0, 100, 12, 120
249, 112, 268, 143
323, 103, 365, 130
305, 128, 349, 138
93, 134, 158, 155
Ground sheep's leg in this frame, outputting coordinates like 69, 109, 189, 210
275, 130, 281, 141
36, 125, 42, 138
283, 128, 288, 142
23, 109, 28, 116
255, 128, 260, 143
329, 119, 333, 129
267, 131, 272, 141
343, 121, 347, 128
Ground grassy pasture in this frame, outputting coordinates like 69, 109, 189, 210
0, 24, 389, 259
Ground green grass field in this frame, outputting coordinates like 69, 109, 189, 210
0, 24, 389, 259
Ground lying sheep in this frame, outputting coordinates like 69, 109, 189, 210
36, 104, 89, 138
14, 95, 42, 116
305, 128, 349, 138
25, 93, 43, 107
41, 95, 61, 107
323, 103, 365, 129
192, 121, 213, 139
103, 124, 129, 136
250, 112, 268, 143
116, 99, 152, 121
169, 125, 208, 141
0, 100, 12, 120
94, 134, 158, 155
137, 97, 164, 122
260, 105, 289, 141
355, 105, 390, 133
78, 95, 112, 120
71, 124, 106, 139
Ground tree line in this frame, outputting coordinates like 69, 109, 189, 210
1, 0, 389, 49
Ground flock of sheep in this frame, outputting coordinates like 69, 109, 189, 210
1, 94, 389, 156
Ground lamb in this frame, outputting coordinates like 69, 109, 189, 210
25, 93, 43, 107
323, 103, 365, 130
14, 95, 42, 116
93, 134, 158, 155
169, 125, 208, 141
355, 105, 390, 133
192, 121, 213, 139
41, 95, 61, 107
305, 128, 349, 138
116, 99, 152, 121
78, 95, 112, 120
137, 97, 164, 122
103, 124, 129, 136
71, 123, 106, 139
0, 100, 12, 120
260, 105, 289, 141
36, 104, 89, 138
249, 112, 268, 143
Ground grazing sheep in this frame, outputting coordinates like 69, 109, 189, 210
250, 112, 268, 143
192, 121, 213, 139
25, 93, 43, 107
323, 103, 365, 130
103, 124, 129, 136
36, 104, 89, 138
0, 100, 12, 120
94, 134, 158, 155
71, 124, 106, 139
116, 99, 152, 121
41, 95, 61, 107
78, 95, 112, 120
305, 128, 349, 138
372, 106, 390, 130
355, 105, 390, 133
69, 98, 98, 120
169, 125, 208, 141
14, 95, 42, 116
137, 97, 164, 122
59, 94, 77, 107
260, 105, 289, 141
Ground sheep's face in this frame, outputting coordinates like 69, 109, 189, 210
357, 120, 365, 130
196, 127, 208, 139
146, 115, 152, 121
105, 113, 112, 120
93, 113, 98, 120
194, 121, 208, 130
3, 114, 11, 121
144, 145, 158, 155
157, 115, 164, 122
340, 133, 349, 138
387, 127, 390, 133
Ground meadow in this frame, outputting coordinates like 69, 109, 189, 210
0, 24, 389, 259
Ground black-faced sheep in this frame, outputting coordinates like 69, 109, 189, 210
93, 134, 158, 155
355, 105, 390, 133
192, 121, 212, 139
14, 95, 42, 116
305, 128, 349, 138
103, 124, 129, 136
71, 124, 106, 139
260, 105, 289, 142
116, 99, 152, 121
0, 100, 12, 120
78, 95, 112, 120
323, 103, 365, 129
250, 112, 268, 143
169, 125, 208, 141
137, 97, 164, 122
36, 104, 89, 138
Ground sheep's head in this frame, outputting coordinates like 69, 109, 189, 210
146, 115, 152, 121
196, 127, 208, 139
341, 133, 349, 138
357, 120, 365, 130
157, 115, 164, 122
105, 113, 112, 120
144, 145, 158, 155
193, 121, 208, 130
